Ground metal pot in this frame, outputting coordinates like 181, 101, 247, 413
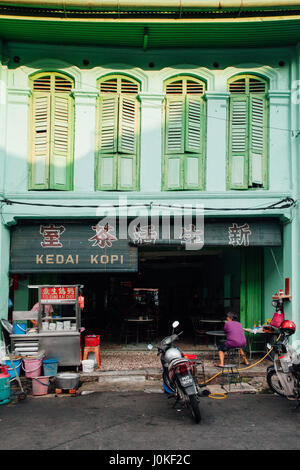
55, 372, 80, 390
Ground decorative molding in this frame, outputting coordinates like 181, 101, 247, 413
159, 65, 215, 90
223, 64, 279, 89
93, 65, 149, 92
138, 92, 165, 108
204, 91, 230, 101
72, 90, 99, 103
16, 59, 82, 89
267, 90, 291, 100
7, 87, 32, 104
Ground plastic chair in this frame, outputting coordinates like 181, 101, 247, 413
82, 345, 101, 369
220, 348, 242, 391
226, 347, 241, 369
190, 317, 209, 346
220, 363, 242, 391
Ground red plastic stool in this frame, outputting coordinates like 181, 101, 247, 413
83, 345, 101, 370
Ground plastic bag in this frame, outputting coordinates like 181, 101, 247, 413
270, 309, 284, 328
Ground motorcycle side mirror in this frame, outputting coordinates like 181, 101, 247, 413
172, 321, 179, 329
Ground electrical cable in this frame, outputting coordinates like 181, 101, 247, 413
0, 196, 296, 212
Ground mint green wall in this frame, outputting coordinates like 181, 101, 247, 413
0, 40, 298, 344
263, 247, 283, 322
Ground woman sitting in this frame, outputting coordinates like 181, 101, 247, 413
216, 312, 249, 367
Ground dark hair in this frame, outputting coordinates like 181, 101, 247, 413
226, 312, 238, 321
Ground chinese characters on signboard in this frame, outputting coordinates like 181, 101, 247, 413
40, 286, 76, 303
40, 224, 65, 248
10, 219, 281, 273
228, 223, 252, 247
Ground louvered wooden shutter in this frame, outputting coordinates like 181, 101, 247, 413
50, 94, 73, 190
249, 95, 266, 186
184, 96, 205, 189
118, 95, 138, 190
228, 95, 249, 189
96, 95, 118, 190
164, 96, 185, 189
30, 73, 74, 191
96, 75, 140, 191
164, 77, 206, 191
29, 93, 51, 189
228, 76, 267, 189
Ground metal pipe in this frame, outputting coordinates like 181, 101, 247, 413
0, 1, 300, 12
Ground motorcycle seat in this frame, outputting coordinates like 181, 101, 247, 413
168, 357, 189, 371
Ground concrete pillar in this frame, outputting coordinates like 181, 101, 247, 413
138, 93, 164, 192
5, 88, 31, 193
205, 92, 230, 192
268, 91, 291, 191
72, 91, 98, 193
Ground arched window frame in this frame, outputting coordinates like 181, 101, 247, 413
162, 75, 206, 191
29, 71, 74, 191
95, 74, 140, 191
227, 74, 268, 190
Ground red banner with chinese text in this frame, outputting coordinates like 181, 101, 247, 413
40, 286, 77, 303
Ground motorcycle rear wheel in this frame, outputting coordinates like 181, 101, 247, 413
267, 368, 286, 398
188, 394, 201, 423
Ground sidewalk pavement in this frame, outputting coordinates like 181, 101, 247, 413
76, 360, 269, 396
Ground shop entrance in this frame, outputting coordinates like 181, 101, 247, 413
13, 246, 264, 347
51, 247, 243, 344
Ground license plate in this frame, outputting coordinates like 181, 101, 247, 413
180, 375, 193, 386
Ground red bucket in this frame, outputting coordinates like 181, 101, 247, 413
183, 354, 197, 361
85, 335, 100, 347
0, 365, 9, 375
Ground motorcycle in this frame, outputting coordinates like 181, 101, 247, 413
151, 321, 208, 423
266, 320, 300, 409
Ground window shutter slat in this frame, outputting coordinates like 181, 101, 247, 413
118, 96, 137, 155
185, 96, 203, 153
96, 76, 140, 191
249, 95, 266, 186
164, 96, 185, 189
50, 94, 73, 190
30, 72, 74, 191
118, 96, 138, 190
30, 93, 51, 189
229, 95, 249, 189
165, 97, 185, 155
98, 95, 118, 154
184, 96, 204, 189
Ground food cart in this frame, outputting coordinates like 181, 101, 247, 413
10, 285, 83, 367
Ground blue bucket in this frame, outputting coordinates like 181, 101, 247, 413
0, 376, 11, 405
13, 322, 27, 335
5, 359, 22, 379
43, 358, 58, 376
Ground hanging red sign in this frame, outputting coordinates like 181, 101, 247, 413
40, 286, 77, 303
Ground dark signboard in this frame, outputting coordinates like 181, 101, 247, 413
10, 222, 138, 273
204, 219, 282, 247
10, 218, 281, 273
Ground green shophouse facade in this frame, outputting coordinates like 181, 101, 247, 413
0, 1, 300, 348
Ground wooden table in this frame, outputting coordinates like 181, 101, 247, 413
205, 330, 225, 356
124, 318, 154, 343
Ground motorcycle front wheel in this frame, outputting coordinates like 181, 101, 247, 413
188, 394, 201, 423
267, 368, 286, 398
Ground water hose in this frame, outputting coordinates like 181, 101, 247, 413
200, 334, 281, 399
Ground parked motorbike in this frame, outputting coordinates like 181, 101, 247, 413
152, 321, 208, 423
266, 320, 300, 409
